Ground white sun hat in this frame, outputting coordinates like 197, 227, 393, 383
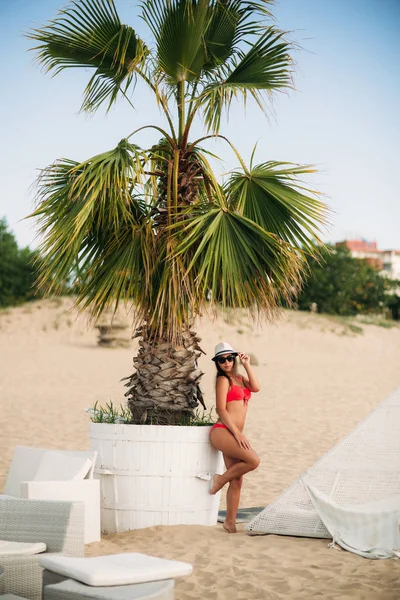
212, 342, 238, 361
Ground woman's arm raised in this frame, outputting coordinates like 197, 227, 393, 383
238, 353, 260, 392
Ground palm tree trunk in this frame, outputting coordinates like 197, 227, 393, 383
124, 327, 206, 424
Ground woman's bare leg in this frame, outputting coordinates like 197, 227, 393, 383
209, 428, 260, 495
223, 455, 243, 533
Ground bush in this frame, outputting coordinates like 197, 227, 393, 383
0, 218, 42, 307
297, 245, 391, 316
386, 288, 400, 320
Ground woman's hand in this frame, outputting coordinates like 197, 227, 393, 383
238, 352, 250, 367
234, 432, 251, 450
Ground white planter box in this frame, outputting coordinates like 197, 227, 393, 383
89, 423, 223, 533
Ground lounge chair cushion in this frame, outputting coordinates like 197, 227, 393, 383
3, 446, 93, 497
0, 539, 46, 556
40, 553, 193, 586
34, 453, 92, 482
3, 447, 44, 496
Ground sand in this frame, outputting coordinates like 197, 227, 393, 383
1, 297, 400, 599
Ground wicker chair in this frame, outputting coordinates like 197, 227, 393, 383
2, 445, 100, 543
0, 498, 84, 600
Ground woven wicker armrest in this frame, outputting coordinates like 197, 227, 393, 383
0, 498, 84, 555
0, 500, 84, 600
0, 553, 43, 600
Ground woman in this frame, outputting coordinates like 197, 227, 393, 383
209, 341, 261, 533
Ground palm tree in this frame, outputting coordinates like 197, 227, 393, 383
28, 0, 328, 424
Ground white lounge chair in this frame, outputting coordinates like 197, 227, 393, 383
1, 446, 100, 543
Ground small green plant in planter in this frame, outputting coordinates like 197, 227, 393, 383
87, 401, 217, 426
146, 407, 218, 426
86, 400, 132, 424
181, 408, 218, 427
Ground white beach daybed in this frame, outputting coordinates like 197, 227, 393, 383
246, 386, 400, 558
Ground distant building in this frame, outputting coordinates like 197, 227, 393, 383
336, 239, 400, 281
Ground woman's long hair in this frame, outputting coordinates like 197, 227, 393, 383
215, 357, 238, 387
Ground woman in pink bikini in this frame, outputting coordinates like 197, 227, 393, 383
209, 342, 261, 533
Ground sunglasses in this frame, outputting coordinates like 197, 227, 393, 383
216, 354, 236, 364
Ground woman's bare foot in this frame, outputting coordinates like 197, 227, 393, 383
210, 474, 224, 495
223, 520, 237, 533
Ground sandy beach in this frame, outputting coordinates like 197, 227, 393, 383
1, 297, 399, 599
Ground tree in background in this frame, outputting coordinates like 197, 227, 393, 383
0, 218, 41, 307
385, 286, 400, 320
28, 0, 328, 424
297, 245, 390, 316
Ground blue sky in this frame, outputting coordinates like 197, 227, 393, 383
1, 0, 399, 250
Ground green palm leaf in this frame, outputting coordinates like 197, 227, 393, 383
172, 207, 303, 315
28, 0, 148, 112
225, 161, 329, 254
141, 0, 210, 83
198, 27, 292, 132
204, 0, 274, 70
30, 140, 148, 295
77, 220, 154, 321
227, 27, 292, 88
203, 1, 241, 69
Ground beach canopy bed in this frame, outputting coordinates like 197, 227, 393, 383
246, 386, 400, 558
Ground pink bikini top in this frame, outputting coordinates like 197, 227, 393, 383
226, 380, 251, 405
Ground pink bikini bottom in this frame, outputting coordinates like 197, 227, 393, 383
210, 423, 228, 432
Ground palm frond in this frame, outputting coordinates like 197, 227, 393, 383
30, 140, 149, 295
225, 161, 329, 254
77, 220, 154, 322
203, 0, 274, 71
203, 1, 241, 70
197, 27, 293, 132
141, 0, 210, 83
171, 207, 303, 316
28, 0, 148, 112
227, 27, 292, 88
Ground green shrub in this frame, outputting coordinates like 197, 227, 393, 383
0, 218, 42, 307
297, 245, 391, 316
